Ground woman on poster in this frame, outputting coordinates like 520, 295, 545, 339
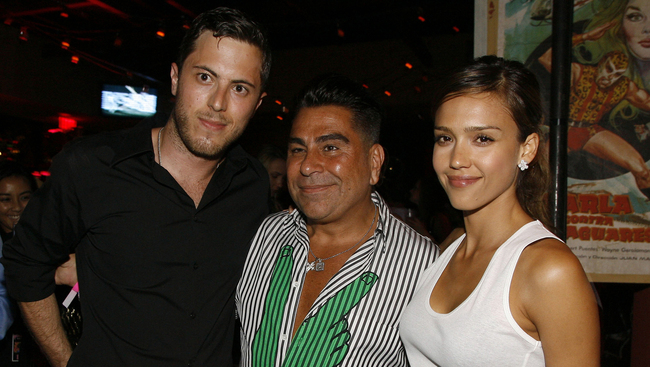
539, 19, 650, 198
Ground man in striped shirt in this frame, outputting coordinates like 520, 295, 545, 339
236, 74, 438, 367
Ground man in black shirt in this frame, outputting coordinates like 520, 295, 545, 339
1, 7, 270, 367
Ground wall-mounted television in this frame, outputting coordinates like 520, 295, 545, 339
101, 84, 157, 117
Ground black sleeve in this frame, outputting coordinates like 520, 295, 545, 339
1, 145, 86, 302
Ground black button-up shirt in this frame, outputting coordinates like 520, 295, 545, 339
2, 114, 269, 366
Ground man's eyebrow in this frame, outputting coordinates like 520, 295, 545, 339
193, 65, 217, 76
316, 133, 349, 144
193, 65, 257, 88
288, 134, 350, 145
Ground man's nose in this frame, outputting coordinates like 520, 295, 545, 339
300, 150, 323, 176
209, 86, 228, 112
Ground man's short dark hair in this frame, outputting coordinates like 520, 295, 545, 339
177, 7, 272, 89
295, 74, 383, 145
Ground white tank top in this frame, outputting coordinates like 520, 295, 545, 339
400, 221, 559, 367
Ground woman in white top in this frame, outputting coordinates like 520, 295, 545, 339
400, 56, 600, 366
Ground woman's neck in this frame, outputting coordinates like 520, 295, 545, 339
461, 196, 533, 253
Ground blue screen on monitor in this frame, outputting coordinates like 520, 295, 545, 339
101, 84, 157, 117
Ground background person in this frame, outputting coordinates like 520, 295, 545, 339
258, 144, 291, 212
0, 161, 43, 365
400, 56, 600, 366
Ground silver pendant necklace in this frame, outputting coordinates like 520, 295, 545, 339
157, 126, 164, 165
307, 206, 377, 272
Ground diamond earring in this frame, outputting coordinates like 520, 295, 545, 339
518, 159, 529, 171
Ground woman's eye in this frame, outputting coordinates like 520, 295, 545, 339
476, 135, 494, 144
626, 12, 644, 22
434, 135, 451, 144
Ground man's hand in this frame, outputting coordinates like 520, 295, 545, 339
572, 20, 618, 46
282, 272, 378, 367
55, 253, 77, 287
581, 20, 617, 43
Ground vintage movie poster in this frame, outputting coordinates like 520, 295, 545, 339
496, 0, 650, 283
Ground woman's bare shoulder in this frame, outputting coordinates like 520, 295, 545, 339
517, 238, 587, 288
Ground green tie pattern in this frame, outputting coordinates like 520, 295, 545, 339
250, 245, 379, 367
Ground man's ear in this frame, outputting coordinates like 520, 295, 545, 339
170, 63, 180, 96
369, 144, 385, 186
256, 92, 267, 111
520, 132, 539, 164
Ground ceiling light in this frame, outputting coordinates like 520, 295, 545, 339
19, 27, 28, 41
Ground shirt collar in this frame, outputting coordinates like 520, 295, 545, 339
110, 113, 166, 167
371, 191, 388, 237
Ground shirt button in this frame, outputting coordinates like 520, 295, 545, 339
192, 262, 199, 270
292, 281, 299, 288
189, 312, 196, 319
280, 334, 287, 341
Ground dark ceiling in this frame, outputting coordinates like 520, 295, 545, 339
0, 0, 474, 182
0, 0, 474, 85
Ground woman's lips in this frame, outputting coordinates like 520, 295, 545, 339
639, 39, 650, 48
447, 175, 480, 188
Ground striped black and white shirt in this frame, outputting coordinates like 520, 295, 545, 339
236, 192, 438, 367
